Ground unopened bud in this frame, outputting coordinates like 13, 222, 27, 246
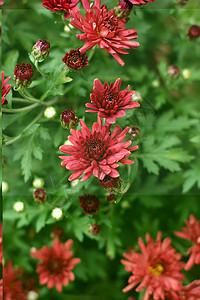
14, 63, 33, 89
182, 69, 191, 79
89, 224, 101, 235
167, 65, 180, 79
128, 126, 140, 141
31, 39, 50, 62
27, 291, 39, 300
2, 181, 9, 193
33, 188, 47, 204
60, 109, 78, 129
32, 177, 44, 188
98, 176, 123, 193
188, 25, 200, 39
44, 106, 56, 119
114, 0, 133, 21
51, 208, 64, 221
13, 201, 25, 213
132, 91, 143, 103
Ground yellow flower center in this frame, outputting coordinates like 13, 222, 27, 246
149, 264, 164, 276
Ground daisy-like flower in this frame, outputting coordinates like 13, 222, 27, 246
3, 261, 26, 300
32, 238, 81, 292
42, 0, 79, 19
128, 0, 154, 4
70, 0, 139, 66
59, 116, 138, 181
85, 78, 140, 124
174, 214, 200, 270
1, 71, 11, 105
121, 232, 185, 300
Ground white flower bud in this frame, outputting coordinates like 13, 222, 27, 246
51, 208, 64, 221
27, 291, 38, 300
13, 201, 25, 213
2, 181, 9, 193
44, 106, 56, 119
71, 179, 79, 188
32, 177, 44, 188
182, 69, 191, 79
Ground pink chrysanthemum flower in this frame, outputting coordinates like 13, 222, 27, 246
42, 0, 79, 19
85, 78, 140, 124
32, 238, 81, 292
121, 232, 185, 300
70, 0, 139, 66
59, 116, 138, 181
1, 71, 11, 105
0, 1, 4, 5
128, 0, 154, 4
174, 214, 200, 270
3, 261, 26, 300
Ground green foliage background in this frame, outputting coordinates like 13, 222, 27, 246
1, 0, 200, 299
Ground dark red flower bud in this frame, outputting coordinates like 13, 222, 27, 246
115, 0, 133, 21
79, 194, 100, 215
14, 63, 33, 88
98, 176, 122, 192
62, 48, 89, 70
60, 109, 78, 129
33, 188, 47, 204
128, 126, 140, 141
31, 40, 50, 62
188, 25, 200, 39
89, 224, 101, 235
51, 226, 64, 239
167, 65, 180, 79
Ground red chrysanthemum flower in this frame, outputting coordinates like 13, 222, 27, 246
59, 116, 138, 181
1, 71, 11, 105
174, 214, 200, 270
32, 238, 81, 292
70, 0, 139, 66
79, 193, 100, 214
3, 261, 26, 300
85, 78, 140, 124
42, 0, 79, 19
127, 0, 154, 4
62, 48, 89, 70
14, 63, 33, 88
121, 232, 185, 300
0, 224, 2, 264
0, 1, 4, 5
180, 280, 200, 300
188, 25, 200, 39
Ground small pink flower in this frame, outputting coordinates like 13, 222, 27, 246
1, 71, 11, 105
121, 232, 185, 300
70, 0, 139, 66
42, 0, 79, 19
127, 0, 154, 4
0, 1, 4, 5
85, 78, 139, 124
59, 116, 138, 181
174, 214, 200, 270
32, 238, 81, 292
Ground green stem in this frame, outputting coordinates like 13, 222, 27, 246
4, 110, 44, 146
35, 60, 45, 78
2, 103, 38, 113
12, 97, 32, 103
19, 90, 43, 104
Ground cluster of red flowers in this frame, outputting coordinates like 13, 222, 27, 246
121, 215, 200, 300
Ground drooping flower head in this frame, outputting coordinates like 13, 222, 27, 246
31, 40, 50, 62
32, 238, 81, 292
174, 214, 200, 270
98, 175, 122, 192
1, 71, 11, 105
121, 232, 185, 300
59, 116, 138, 181
70, 0, 139, 66
14, 63, 33, 89
42, 0, 79, 19
3, 261, 26, 300
62, 48, 89, 70
79, 193, 100, 214
85, 78, 140, 124
115, 0, 133, 21
60, 109, 78, 129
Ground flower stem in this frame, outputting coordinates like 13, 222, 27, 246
2, 103, 39, 113
19, 90, 42, 104
35, 60, 45, 78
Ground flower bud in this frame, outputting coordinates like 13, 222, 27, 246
27, 291, 39, 300
71, 179, 79, 188
98, 176, 122, 193
128, 126, 140, 141
167, 65, 180, 79
32, 177, 44, 188
51, 226, 64, 239
62, 48, 89, 70
44, 106, 56, 119
51, 208, 64, 221
33, 188, 47, 204
13, 201, 25, 213
182, 69, 191, 79
60, 109, 78, 129
188, 25, 200, 39
2, 181, 9, 193
132, 91, 143, 103
115, 0, 133, 21
14, 63, 33, 89
152, 80, 160, 88
106, 193, 117, 203
89, 224, 101, 235
31, 40, 50, 62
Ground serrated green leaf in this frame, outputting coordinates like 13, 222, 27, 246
35, 210, 48, 233
183, 163, 200, 193
22, 123, 40, 137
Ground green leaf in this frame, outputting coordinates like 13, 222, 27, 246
35, 210, 48, 233
183, 163, 200, 193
